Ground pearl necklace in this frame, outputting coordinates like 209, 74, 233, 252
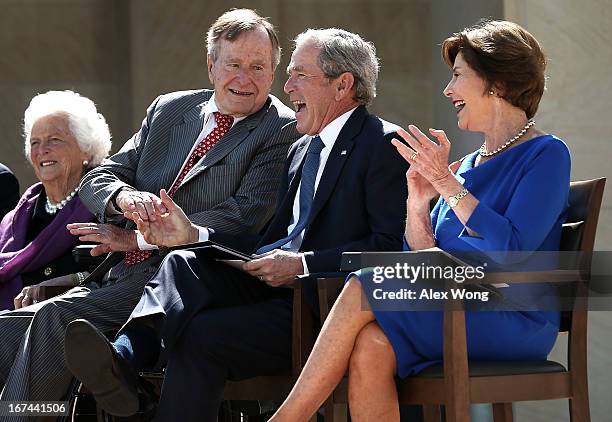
45, 187, 78, 214
479, 119, 536, 157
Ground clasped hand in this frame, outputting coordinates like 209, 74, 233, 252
115, 190, 167, 222
67, 189, 173, 255
124, 189, 198, 247
117, 189, 303, 285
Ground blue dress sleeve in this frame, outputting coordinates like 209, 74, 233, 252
403, 238, 411, 251
459, 141, 571, 252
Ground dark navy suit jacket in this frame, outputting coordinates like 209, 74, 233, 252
214, 105, 408, 273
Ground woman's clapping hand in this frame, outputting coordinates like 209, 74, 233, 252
392, 125, 453, 202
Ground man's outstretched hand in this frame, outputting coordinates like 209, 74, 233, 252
67, 223, 138, 256
128, 189, 199, 247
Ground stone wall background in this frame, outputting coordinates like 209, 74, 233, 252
506, 1, 612, 420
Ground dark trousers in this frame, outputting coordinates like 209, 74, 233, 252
129, 251, 292, 422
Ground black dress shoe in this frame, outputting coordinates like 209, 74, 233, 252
65, 319, 140, 417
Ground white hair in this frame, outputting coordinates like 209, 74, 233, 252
23, 90, 112, 167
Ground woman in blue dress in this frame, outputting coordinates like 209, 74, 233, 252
269, 20, 570, 421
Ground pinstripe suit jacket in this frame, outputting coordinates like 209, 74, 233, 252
79, 89, 299, 281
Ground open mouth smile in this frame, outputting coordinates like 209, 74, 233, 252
292, 100, 306, 113
453, 100, 465, 114
229, 89, 253, 96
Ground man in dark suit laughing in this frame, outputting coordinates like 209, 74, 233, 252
65, 28, 408, 421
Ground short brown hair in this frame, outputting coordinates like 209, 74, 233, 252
441, 20, 546, 118
206, 8, 281, 69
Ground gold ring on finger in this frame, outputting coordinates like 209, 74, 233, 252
410, 152, 418, 161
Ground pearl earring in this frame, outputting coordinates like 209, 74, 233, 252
489, 90, 495, 96
82, 160, 89, 167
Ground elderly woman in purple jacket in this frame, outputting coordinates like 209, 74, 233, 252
0, 90, 111, 310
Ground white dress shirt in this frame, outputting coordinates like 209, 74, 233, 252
282, 107, 357, 274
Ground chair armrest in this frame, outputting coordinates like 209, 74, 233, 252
72, 245, 106, 268
308, 272, 349, 279
39, 285, 74, 299
291, 278, 315, 376
290, 273, 349, 374
340, 250, 588, 287
79, 251, 124, 285
472, 269, 587, 285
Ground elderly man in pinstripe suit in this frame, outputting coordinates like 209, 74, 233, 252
0, 8, 298, 410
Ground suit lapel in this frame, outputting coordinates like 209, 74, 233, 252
272, 137, 310, 224
179, 97, 272, 187
161, 103, 206, 190
257, 136, 310, 246
287, 137, 310, 192
306, 106, 366, 228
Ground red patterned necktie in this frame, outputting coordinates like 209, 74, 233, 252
124, 112, 234, 266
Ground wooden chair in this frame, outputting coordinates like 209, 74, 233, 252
217, 271, 344, 421
316, 178, 606, 422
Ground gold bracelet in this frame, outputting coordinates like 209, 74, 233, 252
447, 188, 469, 209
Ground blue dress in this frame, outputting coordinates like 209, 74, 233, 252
356, 134, 571, 378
